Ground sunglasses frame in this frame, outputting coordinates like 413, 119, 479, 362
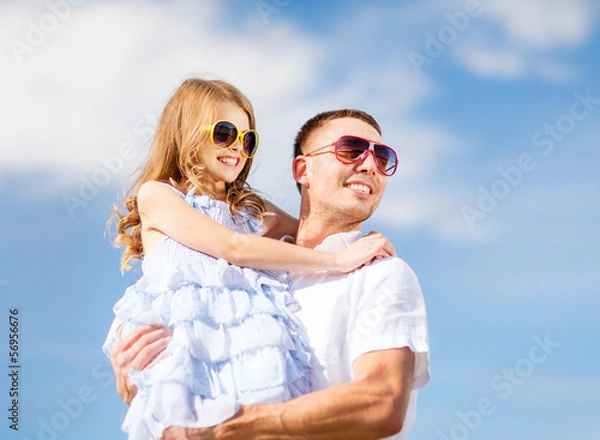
201, 120, 260, 159
304, 135, 398, 176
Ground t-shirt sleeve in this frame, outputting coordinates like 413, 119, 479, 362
347, 258, 430, 389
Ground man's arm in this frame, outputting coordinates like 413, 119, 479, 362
261, 200, 299, 239
162, 347, 415, 440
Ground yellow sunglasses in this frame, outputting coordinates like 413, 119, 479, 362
201, 120, 260, 158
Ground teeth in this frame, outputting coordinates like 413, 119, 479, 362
347, 183, 370, 194
218, 157, 238, 166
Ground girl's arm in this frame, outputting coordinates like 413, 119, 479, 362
261, 200, 299, 239
137, 181, 393, 273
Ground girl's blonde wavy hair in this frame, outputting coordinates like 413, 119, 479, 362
110, 78, 266, 271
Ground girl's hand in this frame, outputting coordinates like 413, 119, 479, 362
333, 231, 396, 272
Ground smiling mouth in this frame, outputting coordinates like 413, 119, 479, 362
218, 157, 240, 166
345, 183, 372, 195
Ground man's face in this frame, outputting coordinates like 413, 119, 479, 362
296, 117, 388, 224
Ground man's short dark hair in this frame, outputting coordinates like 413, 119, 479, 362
293, 109, 382, 192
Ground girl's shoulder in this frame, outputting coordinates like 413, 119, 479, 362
139, 180, 186, 198
136, 181, 183, 212
138, 181, 232, 211
137, 181, 262, 233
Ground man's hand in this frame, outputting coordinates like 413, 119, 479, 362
160, 406, 261, 440
334, 231, 396, 272
161, 426, 215, 440
111, 323, 172, 405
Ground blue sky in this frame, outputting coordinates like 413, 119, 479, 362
1, 0, 599, 439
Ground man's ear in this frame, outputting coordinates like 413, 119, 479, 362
292, 156, 309, 189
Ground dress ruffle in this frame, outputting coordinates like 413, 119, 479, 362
103, 188, 312, 439
104, 260, 312, 438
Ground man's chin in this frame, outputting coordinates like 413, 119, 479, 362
341, 205, 374, 224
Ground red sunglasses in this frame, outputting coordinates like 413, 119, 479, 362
304, 135, 398, 176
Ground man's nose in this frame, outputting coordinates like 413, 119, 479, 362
356, 149, 378, 175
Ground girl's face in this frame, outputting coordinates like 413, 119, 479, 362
198, 101, 250, 196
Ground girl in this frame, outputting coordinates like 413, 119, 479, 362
103, 78, 393, 439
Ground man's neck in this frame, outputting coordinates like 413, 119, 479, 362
295, 216, 362, 249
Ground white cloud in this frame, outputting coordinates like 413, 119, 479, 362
484, 0, 598, 49
456, 45, 525, 78
0, 0, 324, 180
374, 186, 497, 244
0, 1, 493, 243
438, 0, 600, 81
453, 45, 578, 81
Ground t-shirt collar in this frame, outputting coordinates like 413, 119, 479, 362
314, 231, 363, 252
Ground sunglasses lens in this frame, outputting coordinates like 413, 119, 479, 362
336, 136, 397, 176
212, 121, 237, 147
374, 145, 397, 175
242, 131, 259, 157
335, 137, 369, 162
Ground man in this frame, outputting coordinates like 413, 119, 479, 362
111, 109, 430, 439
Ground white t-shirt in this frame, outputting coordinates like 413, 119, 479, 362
292, 231, 430, 440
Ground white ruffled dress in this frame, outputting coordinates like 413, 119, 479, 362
103, 186, 313, 439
